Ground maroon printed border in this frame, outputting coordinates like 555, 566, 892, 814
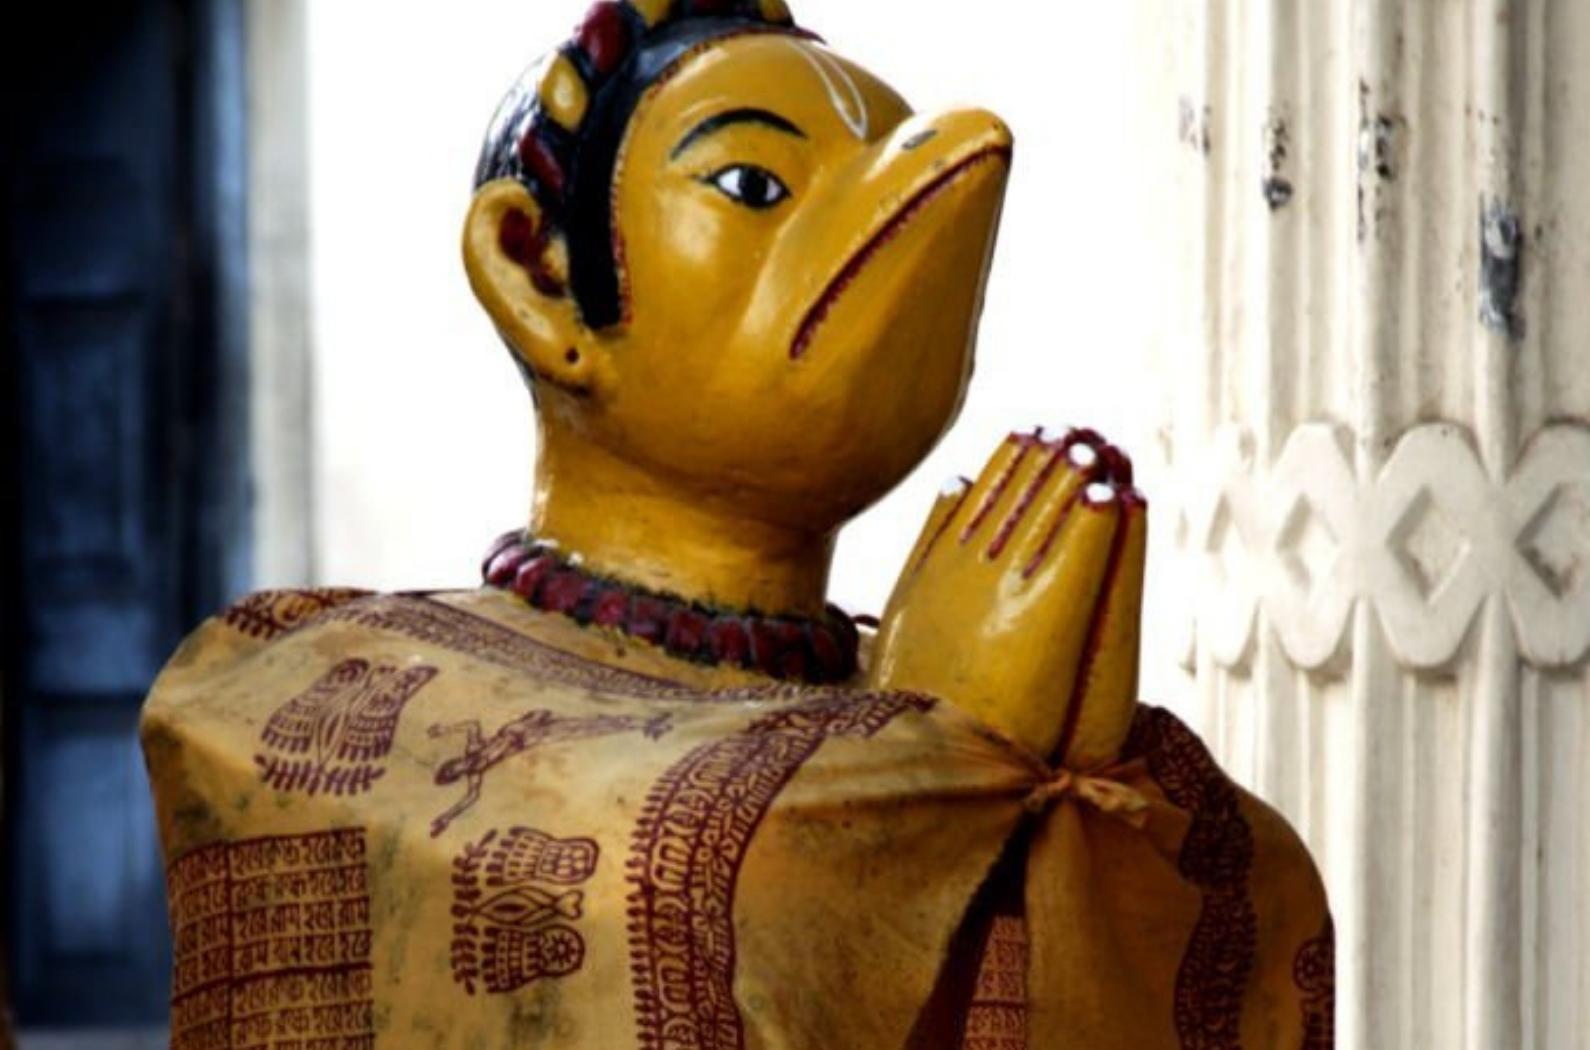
625, 693, 933, 1050
1294, 916, 1335, 1050
219, 588, 373, 641
314, 593, 866, 709
223, 590, 862, 710
1123, 707, 1258, 1050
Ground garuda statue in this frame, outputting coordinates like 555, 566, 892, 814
142, 2, 1334, 1047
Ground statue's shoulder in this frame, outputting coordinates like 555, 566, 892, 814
139, 585, 712, 739
157, 586, 531, 667
209, 585, 378, 642
1120, 703, 1332, 967
138, 587, 568, 842
1123, 704, 1321, 864
139, 587, 460, 729
143, 587, 386, 698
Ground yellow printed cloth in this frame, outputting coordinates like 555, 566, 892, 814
141, 588, 1334, 1050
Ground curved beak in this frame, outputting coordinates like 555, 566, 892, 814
747, 107, 1014, 363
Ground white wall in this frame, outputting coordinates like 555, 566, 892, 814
298, 0, 1179, 693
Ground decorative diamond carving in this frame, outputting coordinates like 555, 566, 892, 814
1205, 497, 1241, 585
1518, 483, 1590, 600
1388, 488, 1470, 602
1276, 495, 1338, 593
1169, 421, 1590, 670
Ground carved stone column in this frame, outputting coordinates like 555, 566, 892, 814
1148, 3, 1590, 1047
247, 0, 317, 586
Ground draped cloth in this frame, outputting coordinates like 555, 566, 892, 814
141, 588, 1334, 1050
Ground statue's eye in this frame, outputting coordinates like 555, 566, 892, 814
704, 165, 790, 209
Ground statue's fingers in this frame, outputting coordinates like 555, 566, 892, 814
1096, 439, 1135, 488
1002, 491, 1122, 758
1054, 488, 1148, 770
1004, 430, 1105, 570
899, 474, 975, 578
954, 428, 1056, 549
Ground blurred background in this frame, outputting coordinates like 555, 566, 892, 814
0, 0, 1176, 1042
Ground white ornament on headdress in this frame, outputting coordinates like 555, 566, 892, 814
788, 41, 869, 141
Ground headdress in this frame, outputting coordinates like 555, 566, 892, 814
475, 0, 806, 328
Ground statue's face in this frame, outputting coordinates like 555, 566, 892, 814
471, 33, 1012, 533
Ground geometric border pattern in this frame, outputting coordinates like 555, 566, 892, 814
1165, 421, 1590, 670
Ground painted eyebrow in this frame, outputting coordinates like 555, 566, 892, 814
670, 108, 807, 160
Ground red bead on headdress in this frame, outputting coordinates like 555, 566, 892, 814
518, 131, 567, 198
578, 2, 632, 75
512, 0, 801, 222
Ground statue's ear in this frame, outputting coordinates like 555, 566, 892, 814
463, 178, 612, 397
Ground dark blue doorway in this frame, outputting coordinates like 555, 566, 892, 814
2, 0, 251, 1026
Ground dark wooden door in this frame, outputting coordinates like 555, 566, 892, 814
2, 0, 250, 1024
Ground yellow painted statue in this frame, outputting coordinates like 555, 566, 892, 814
141, 2, 1334, 1047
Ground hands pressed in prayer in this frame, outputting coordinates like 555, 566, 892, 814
870, 427, 1147, 770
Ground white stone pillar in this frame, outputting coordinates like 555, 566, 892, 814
1147, 3, 1590, 1047
247, 0, 318, 587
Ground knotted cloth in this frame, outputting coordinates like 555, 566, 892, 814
142, 588, 1333, 1049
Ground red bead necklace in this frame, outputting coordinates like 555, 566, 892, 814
482, 531, 861, 685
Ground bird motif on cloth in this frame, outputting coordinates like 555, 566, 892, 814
255, 658, 439, 797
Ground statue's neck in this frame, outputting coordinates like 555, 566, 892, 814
530, 426, 836, 618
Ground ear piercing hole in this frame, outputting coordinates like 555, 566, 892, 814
565, 348, 581, 366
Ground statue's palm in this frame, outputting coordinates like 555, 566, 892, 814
869, 429, 1146, 770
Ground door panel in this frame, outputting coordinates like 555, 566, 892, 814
18, 701, 168, 1021
20, 304, 166, 697
3, 0, 250, 1025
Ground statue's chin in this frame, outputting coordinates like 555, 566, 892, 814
802, 236, 994, 435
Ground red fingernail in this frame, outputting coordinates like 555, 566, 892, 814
1100, 444, 1135, 486
1069, 427, 1105, 448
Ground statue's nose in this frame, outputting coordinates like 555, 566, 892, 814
820, 109, 1012, 199
867, 108, 1013, 174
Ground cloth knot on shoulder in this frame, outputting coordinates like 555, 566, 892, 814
1023, 764, 1151, 829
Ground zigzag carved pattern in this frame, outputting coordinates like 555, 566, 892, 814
1165, 421, 1590, 671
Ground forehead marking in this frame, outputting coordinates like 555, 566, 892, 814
786, 41, 869, 141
